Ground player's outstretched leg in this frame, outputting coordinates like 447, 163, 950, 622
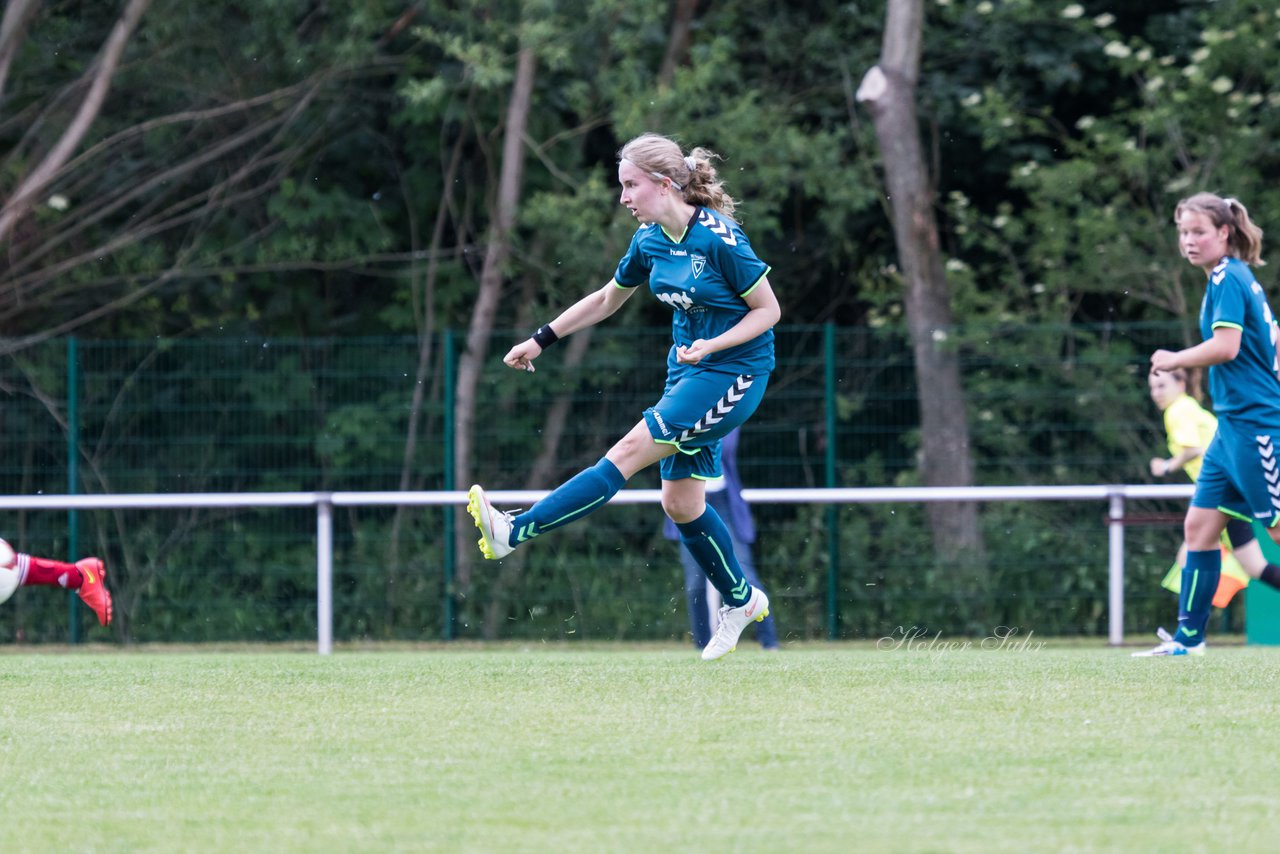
468, 458, 627, 560
15, 551, 113, 626
701, 587, 770, 661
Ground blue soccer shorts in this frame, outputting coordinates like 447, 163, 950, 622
1192, 417, 1280, 527
642, 370, 768, 481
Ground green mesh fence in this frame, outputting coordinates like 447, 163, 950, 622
0, 323, 1210, 644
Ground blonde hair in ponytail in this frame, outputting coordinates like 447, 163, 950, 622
618, 133, 741, 220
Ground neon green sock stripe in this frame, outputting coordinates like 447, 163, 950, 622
706, 535, 739, 585
1186, 569, 1199, 606
707, 536, 750, 600
546, 495, 607, 527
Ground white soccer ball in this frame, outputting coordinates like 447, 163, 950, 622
0, 539, 20, 605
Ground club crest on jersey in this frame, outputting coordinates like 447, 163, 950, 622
691, 253, 707, 279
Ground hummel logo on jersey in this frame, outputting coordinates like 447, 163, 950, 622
1211, 258, 1228, 285
691, 254, 706, 279
697, 210, 737, 246
670, 249, 688, 257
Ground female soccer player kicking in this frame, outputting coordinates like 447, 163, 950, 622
467, 133, 779, 661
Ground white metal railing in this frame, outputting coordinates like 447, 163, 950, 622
0, 483, 1196, 652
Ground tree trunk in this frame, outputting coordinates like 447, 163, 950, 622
480, 328, 594, 638
658, 0, 698, 87
857, 0, 987, 576
452, 45, 536, 592
385, 127, 468, 596
0, 0, 42, 99
0, 0, 152, 244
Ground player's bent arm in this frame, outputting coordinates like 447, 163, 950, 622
505, 281, 638, 371
1152, 326, 1241, 371
527, 280, 637, 351
1202, 325, 1242, 363
545, 280, 638, 338
697, 276, 782, 355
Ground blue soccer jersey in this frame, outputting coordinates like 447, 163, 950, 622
1200, 256, 1280, 425
613, 207, 774, 377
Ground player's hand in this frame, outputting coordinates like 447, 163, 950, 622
1150, 349, 1180, 372
676, 339, 712, 365
504, 339, 542, 373
1150, 457, 1168, 477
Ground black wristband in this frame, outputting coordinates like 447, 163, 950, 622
532, 324, 559, 349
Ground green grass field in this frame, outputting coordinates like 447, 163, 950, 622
2, 641, 1278, 853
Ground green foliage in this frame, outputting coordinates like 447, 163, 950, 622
934, 0, 1280, 323
8, 0, 1275, 334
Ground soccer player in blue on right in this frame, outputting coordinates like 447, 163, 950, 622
467, 133, 779, 661
1136, 192, 1280, 657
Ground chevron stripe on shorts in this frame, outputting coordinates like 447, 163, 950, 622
1257, 434, 1280, 514
677, 375, 754, 443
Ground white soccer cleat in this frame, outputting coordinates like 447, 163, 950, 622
467, 484, 515, 560
701, 587, 770, 661
1131, 626, 1206, 657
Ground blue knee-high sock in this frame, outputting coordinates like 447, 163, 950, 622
677, 506, 753, 608
507, 457, 626, 547
1175, 548, 1220, 646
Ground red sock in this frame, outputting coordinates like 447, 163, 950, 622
17, 554, 84, 589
